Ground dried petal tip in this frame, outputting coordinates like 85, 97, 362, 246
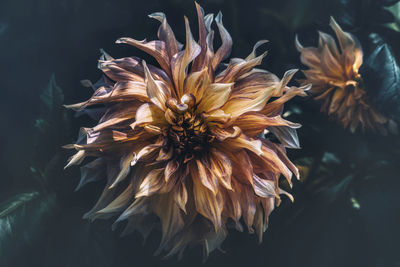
297, 17, 394, 134
65, 2, 305, 259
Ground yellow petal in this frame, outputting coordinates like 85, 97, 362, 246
197, 83, 233, 112
143, 60, 171, 111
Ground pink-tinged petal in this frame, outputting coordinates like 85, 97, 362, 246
245, 40, 269, 61
148, 12, 179, 59
116, 38, 172, 76
261, 84, 309, 116
92, 104, 139, 132
216, 51, 267, 83
295, 35, 321, 68
191, 2, 214, 72
98, 60, 143, 82
212, 12, 232, 70
252, 174, 276, 198
171, 17, 201, 97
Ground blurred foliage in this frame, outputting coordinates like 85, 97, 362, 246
1, 0, 400, 266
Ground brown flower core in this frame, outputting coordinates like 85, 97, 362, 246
166, 110, 214, 160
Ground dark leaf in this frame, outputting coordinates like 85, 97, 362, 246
360, 39, 400, 121
0, 192, 56, 266
40, 74, 64, 112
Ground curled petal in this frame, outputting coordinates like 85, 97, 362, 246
234, 113, 301, 137
171, 17, 201, 97
212, 12, 232, 70
116, 38, 171, 76
148, 12, 179, 59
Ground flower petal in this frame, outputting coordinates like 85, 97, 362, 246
170, 17, 201, 97
143, 60, 171, 110
197, 82, 233, 112
131, 103, 167, 129
212, 12, 232, 70
191, 166, 224, 231
148, 12, 179, 59
135, 168, 164, 198
116, 38, 172, 76
209, 148, 232, 190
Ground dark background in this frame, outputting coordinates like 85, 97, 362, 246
1, 0, 400, 266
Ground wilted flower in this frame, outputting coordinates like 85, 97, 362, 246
296, 17, 395, 134
65, 3, 306, 257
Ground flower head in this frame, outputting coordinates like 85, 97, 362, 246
296, 17, 393, 134
65, 3, 305, 257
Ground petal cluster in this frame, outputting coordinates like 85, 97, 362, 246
65, 3, 305, 257
296, 17, 392, 134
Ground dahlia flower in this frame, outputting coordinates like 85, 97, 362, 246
65, 3, 306, 257
296, 17, 393, 134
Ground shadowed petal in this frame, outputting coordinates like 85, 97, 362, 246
192, 166, 223, 231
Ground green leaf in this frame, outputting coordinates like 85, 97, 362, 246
385, 1, 400, 31
40, 74, 64, 112
0, 192, 56, 265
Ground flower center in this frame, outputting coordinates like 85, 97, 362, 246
163, 94, 215, 162
166, 112, 214, 160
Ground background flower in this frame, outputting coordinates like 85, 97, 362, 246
296, 17, 397, 134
